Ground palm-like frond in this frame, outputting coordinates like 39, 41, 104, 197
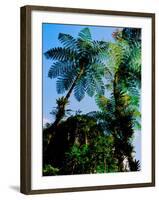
77, 31, 108, 63
45, 27, 109, 102
44, 47, 77, 61
129, 159, 141, 171
56, 69, 78, 94
48, 61, 75, 78
58, 33, 78, 51
89, 41, 108, 60
72, 62, 105, 101
85, 75, 96, 97
78, 27, 92, 42
74, 76, 86, 101
105, 35, 141, 103
107, 41, 130, 72
85, 70, 105, 97
94, 75, 105, 95
128, 41, 141, 74
95, 95, 109, 111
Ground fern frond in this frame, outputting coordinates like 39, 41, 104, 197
78, 27, 92, 42
91, 40, 108, 57
95, 77, 105, 95
95, 95, 109, 111
128, 41, 141, 74
44, 47, 77, 61
48, 61, 75, 79
85, 76, 96, 97
74, 77, 86, 101
58, 33, 78, 51
56, 69, 77, 94
56, 78, 66, 94
107, 41, 130, 72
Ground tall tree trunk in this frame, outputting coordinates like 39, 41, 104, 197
113, 70, 134, 172
54, 68, 84, 126
43, 67, 84, 165
65, 68, 84, 100
44, 67, 84, 137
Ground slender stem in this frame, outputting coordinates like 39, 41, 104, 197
44, 67, 84, 136
65, 68, 84, 100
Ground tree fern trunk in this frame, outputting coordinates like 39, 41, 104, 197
44, 68, 84, 137
65, 68, 84, 100
55, 68, 84, 126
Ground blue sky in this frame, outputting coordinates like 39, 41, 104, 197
42, 23, 141, 162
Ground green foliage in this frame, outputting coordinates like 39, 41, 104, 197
129, 159, 141, 171
107, 41, 130, 72
58, 33, 77, 50
45, 27, 108, 102
78, 27, 92, 42
43, 164, 59, 176
64, 144, 90, 174
48, 60, 75, 79
64, 135, 118, 174
56, 68, 78, 94
53, 97, 70, 122
93, 28, 141, 172
74, 76, 87, 101
45, 47, 77, 61
92, 135, 118, 173
43, 28, 141, 175
128, 41, 141, 74
95, 95, 109, 111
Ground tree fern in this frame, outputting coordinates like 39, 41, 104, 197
58, 33, 78, 51
48, 60, 75, 78
78, 27, 92, 42
45, 27, 109, 102
92, 28, 142, 172
56, 69, 78, 94
128, 41, 141, 74
74, 77, 86, 101
44, 47, 78, 61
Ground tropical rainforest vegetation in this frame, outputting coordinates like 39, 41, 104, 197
43, 27, 141, 176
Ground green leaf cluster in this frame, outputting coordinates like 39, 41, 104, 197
45, 28, 108, 101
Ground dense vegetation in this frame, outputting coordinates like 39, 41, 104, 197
43, 27, 141, 175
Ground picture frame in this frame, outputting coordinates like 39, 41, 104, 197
20, 5, 155, 194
